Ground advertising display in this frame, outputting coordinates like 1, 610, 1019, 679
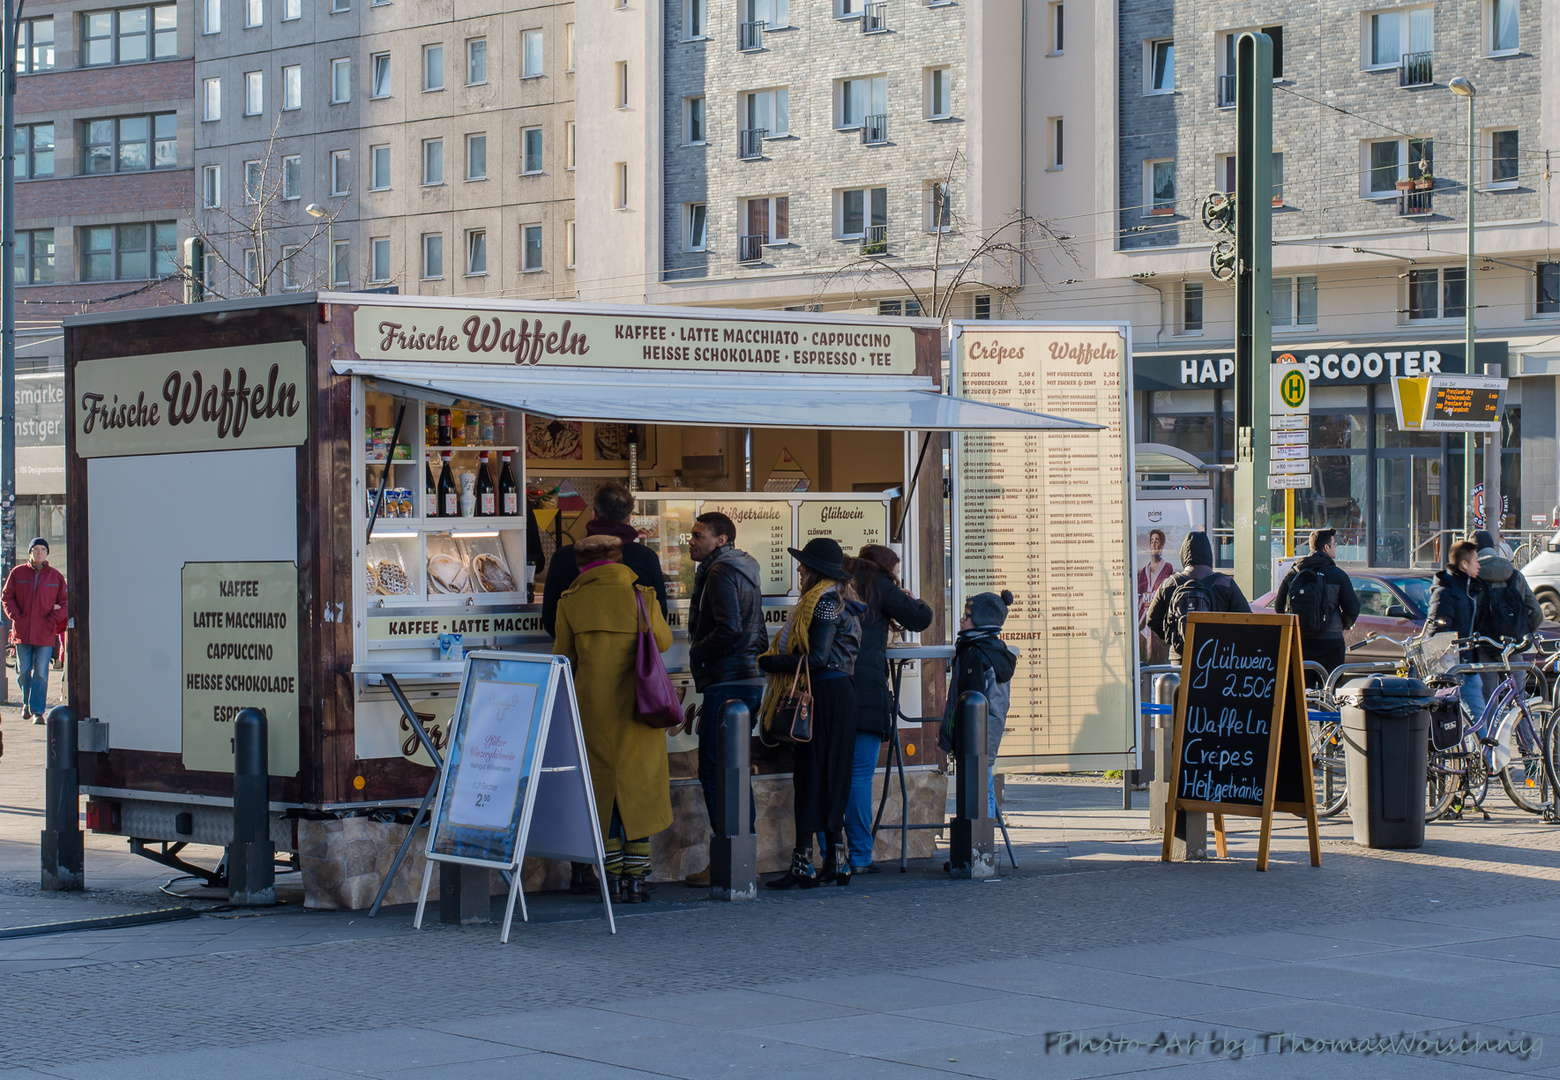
1421, 374, 1508, 433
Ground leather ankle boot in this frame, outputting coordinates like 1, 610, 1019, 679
765, 848, 817, 890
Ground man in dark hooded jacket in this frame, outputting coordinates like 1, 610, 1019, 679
939, 590, 1018, 818
541, 482, 667, 638
1146, 531, 1250, 664
1274, 528, 1360, 672
1472, 529, 1543, 699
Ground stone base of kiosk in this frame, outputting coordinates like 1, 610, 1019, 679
299, 769, 949, 910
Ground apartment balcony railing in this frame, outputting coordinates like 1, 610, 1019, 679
861, 114, 888, 145
861, 224, 888, 256
1216, 74, 1237, 108
1399, 50, 1432, 87
862, 1, 888, 32
738, 128, 767, 160
739, 234, 767, 262
1399, 188, 1433, 216
739, 19, 765, 51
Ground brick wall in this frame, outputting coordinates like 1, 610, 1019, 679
16, 60, 193, 114
18, 170, 192, 221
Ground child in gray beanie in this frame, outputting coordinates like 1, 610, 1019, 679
940, 589, 1017, 829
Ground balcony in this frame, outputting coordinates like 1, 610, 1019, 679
1398, 50, 1432, 88
861, 114, 888, 145
1216, 74, 1236, 108
861, 224, 888, 256
862, 1, 888, 32
739, 20, 765, 51
739, 234, 767, 262
738, 128, 767, 160
1399, 188, 1433, 216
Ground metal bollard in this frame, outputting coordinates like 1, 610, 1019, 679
227, 708, 276, 905
440, 863, 490, 925
1146, 674, 1207, 859
710, 700, 756, 901
949, 691, 994, 879
41, 706, 83, 891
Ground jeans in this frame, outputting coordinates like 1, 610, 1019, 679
844, 732, 882, 868
1461, 671, 1488, 726
15, 643, 50, 716
698, 682, 762, 834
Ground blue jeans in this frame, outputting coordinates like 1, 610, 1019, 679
16, 643, 51, 716
1461, 672, 1488, 727
698, 682, 762, 834
844, 732, 882, 868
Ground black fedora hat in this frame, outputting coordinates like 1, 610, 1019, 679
788, 537, 850, 580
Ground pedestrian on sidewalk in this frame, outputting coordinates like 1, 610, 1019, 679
3, 538, 66, 724
1274, 528, 1360, 673
1472, 528, 1543, 699
1146, 531, 1251, 664
682, 510, 768, 888
939, 590, 1017, 818
541, 481, 667, 638
1428, 539, 1488, 724
846, 545, 932, 875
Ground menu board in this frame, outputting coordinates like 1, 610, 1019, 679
796, 500, 889, 561
447, 679, 539, 830
699, 499, 792, 595
954, 325, 1133, 769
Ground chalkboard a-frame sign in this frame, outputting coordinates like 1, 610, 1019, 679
1159, 613, 1321, 871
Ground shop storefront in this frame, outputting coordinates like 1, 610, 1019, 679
15, 371, 66, 566
1134, 340, 1526, 567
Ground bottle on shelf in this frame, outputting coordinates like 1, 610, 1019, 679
465, 411, 480, 447
479, 410, 495, 446
498, 452, 519, 517
438, 451, 459, 517
476, 451, 496, 516
437, 408, 452, 446
425, 452, 441, 518
425, 407, 437, 448
494, 412, 507, 447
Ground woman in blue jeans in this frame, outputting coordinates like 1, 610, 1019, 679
844, 546, 933, 873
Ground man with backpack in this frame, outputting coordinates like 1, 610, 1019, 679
1146, 531, 1251, 665
1472, 529, 1543, 699
1274, 528, 1360, 673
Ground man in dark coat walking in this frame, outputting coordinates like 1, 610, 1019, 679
541, 482, 667, 638
1146, 531, 1250, 664
1274, 528, 1360, 672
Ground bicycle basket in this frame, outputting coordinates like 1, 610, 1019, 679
1409, 632, 1459, 678
1428, 687, 1464, 752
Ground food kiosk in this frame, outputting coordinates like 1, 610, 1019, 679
64, 294, 1103, 907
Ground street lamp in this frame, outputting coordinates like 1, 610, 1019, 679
1449, 76, 1477, 538
305, 203, 335, 288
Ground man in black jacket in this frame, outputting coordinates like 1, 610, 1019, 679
683, 511, 768, 886
541, 482, 667, 638
1274, 528, 1360, 673
1146, 531, 1251, 664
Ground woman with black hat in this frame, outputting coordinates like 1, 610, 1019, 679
758, 537, 863, 888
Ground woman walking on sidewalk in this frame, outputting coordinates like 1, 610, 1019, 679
3, 538, 66, 724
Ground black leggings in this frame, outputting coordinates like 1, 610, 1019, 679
792, 676, 857, 837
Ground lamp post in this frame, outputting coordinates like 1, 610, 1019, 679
1450, 76, 1476, 537
305, 203, 334, 288
1, 0, 21, 705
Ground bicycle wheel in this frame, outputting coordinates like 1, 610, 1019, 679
1310, 720, 1348, 817
1425, 749, 1461, 821
1500, 706, 1549, 813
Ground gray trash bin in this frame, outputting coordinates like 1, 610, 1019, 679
1339, 676, 1435, 849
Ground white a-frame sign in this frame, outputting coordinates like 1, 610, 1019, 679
414, 652, 615, 941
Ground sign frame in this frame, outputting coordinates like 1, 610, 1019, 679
1419, 374, 1508, 433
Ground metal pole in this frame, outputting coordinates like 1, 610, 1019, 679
0, 0, 17, 705
1463, 89, 1477, 536
742, 427, 753, 492
1485, 362, 1502, 547
228, 707, 275, 905
948, 690, 993, 879
709, 699, 756, 900
41, 705, 82, 890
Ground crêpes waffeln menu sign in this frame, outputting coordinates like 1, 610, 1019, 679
954, 326, 1134, 769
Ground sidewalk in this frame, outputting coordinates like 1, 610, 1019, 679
5, 688, 1560, 1077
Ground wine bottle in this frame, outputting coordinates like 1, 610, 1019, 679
424, 453, 440, 518
498, 452, 519, 517
476, 451, 496, 516
438, 451, 458, 517
437, 409, 452, 446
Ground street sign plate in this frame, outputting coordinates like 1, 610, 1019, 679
1271, 416, 1308, 431
1271, 430, 1309, 446
1269, 474, 1313, 489
1270, 458, 1310, 474
1270, 363, 1310, 418
1270, 445, 1308, 460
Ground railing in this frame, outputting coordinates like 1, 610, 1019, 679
1399, 50, 1432, 87
1399, 188, 1433, 215
738, 19, 765, 51
1216, 74, 1237, 108
862, 114, 888, 145
738, 234, 766, 262
861, 224, 888, 256
738, 128, 767, 160
862, 1, 888, 32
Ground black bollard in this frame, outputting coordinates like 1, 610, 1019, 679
949, 691, 994, 879
228, 708, 275, 905
710, 700, 756, 901
41, 706, 83, 891
440, 864, 490, 925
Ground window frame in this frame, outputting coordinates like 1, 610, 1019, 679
243, 159, 262, 203
565, 220, 576, 268
421, 138, 443, 185
1488, 0, 1519, 55
1180, 281, 1204, 335
522, 28, 543, 78
422, 233, 443, 280
331, 57, 351, 103
18, 16, 55, 70
466, 133, 487, 180
1270, 274, 1318, 329
685, 96, 706, 145
564, 22, 575, 71
202, 76, 221, 120
743, 194, 789, 244
369, 237, 391, 283
684, 0, 706, 40
615, 61, 628, 108
243, 69, 262, 116
1490, 128, 1519, 188
521, 126, 544, 175
838, 75, 885, 130
926, 67, 952, 120
280, 243, 302, 291
838, 185, 887, 239
81, 113, 176, 175
466, 38, 487, 85
1145, 158, 1176, 214
743, 87, 789, 138
1364, 6, 1433, 71
370, 52, 391, 98
80, 5, 178, 67
564, 122, 576, 169
686, 202, 707, 251
1145, 38, 1175, 94
370, 144, 391, 190
201, 0, 219, 35
466, 228, 488, 276
282, 64, 301, 110
331, 239, 350, 286
79, 220, 177, 282
1048, 1, 1062, 54
1536, 262, 1560, 317
926, 180, 952, 232
244, 0, 261, 28
281, 153, 301, 200
16, 228, 54, 284
201, 163, 222, 208
15, 122, 54, 180
614, 161, 629, 209
521, 223, 543, 272
1405, 267, 1466, 322
1049, 116, 1064, 170
423, 44, 444, 92
282, 0, 300, 19
330, 149, 351, 195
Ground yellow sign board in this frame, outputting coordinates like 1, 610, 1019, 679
1392, 376, 1430, 431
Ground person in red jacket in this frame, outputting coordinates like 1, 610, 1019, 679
3, 538, 66, 723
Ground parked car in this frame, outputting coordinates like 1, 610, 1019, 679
1517, 532, 1560, 623
1253, 570, 1435, 663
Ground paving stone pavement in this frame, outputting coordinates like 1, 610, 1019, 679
4, 679, 1560, 1077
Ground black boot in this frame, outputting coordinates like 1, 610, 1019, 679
570, 862, 600, 895
621, 876, 649, 904
820, 836, 851, 887
765, 847, 817, 890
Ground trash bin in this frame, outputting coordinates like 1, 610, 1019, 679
1339, 676, 1436, 849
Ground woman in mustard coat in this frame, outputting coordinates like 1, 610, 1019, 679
554, 534, 674, 902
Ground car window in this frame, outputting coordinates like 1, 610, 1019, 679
1352, 578, 1395, 617
1386, 576, 1430, 616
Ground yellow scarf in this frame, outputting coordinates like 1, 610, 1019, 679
757, 578, 834, 735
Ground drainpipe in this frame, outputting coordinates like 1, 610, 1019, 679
1133, 278, 1167, 348
1019, 0, 1029, 286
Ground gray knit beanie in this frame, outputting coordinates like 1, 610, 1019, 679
967, 590, 1014, 628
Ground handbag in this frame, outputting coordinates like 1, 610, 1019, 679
632, 591, 683, 728
769, 654, 814, 744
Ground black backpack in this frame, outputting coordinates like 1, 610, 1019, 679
1165, 573, 1225, 654
1281, 565, 1332, 635
1483, 579, 1529, 641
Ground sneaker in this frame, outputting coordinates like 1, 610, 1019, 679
31, 713, 44, 726
20, 708, 30, 721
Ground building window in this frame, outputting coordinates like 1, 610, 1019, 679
423, 44, 443, 91
80, 221, 177, 281
466, 133, 487, 179
973, 294, 992, 319
282, 154, 300, 199
521, 224, 543, 272
1365, 137, 1430, 196
839, 186, 886, 238
745, 195, 788, 245
1406, 268, 1465, 321
467, 38, 486, 84
565, 22, 575, 71
370, 52, 391, 97
565, 220, 576, 268
331, 239, 349, 286
522, 127, 543, 174
331, 0, 347, 11
331, 57, 351, 102
202, 77, 221, 120
1368, 7, 1431, 69
615, 62, 628, 108
467, 229, 487, 275
926, 68, 951, 119
82, 5, 176, 66
565, 122, 576, 168
245, 0, 261, 26
1219, 27, 1283, 97
243, 247, 259, 292
16, 229, 53, 284
1490, 0, 1518, 53
16, 124, 54, 179
331, 149, 350, 195
370, 237, 390, 282
19, 17, 55, 70
1146, 38, 1174, 93
522, 29, 543, 77
686, 203, 707, 250
744, 88, 788, 137
280, 244, 302, 290
244, 70, 262, 115
202, 0, 219, 34
615, 161, 628, 208
201, 163, 221, 207
282, 64, 301, 110
422, 233, 442, 279
839, 75, 884, 128
1272, 151, 1284, 203
686, 97, 706, 144
927, 181, 951, 231
1181, 282, 1204, 333
1271, 275, 1317, 327
1491, 129, 1519, 186
1146, 158, 1175, 213
370, 144, 390, 189
877, 299, 922, 317
748, 0, 789, 27
1537, 263, 1560, 315
1049, 2, 1062, 52
243, 159, 262, 202
1050, 117, 1063, 168
82, 114, 176, 174
684, 0, 705, 38
422, 138, 443, 184
282, 0, 299, 19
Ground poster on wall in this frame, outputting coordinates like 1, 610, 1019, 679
1133, 498, 1207, 666
952, 323, 1135, 771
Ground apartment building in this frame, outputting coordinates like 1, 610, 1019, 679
1020, 0, 1556, 569
574, 0, 1024, 313
191, 0, 575, 298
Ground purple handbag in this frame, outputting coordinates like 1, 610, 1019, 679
633, 591, 683, 728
